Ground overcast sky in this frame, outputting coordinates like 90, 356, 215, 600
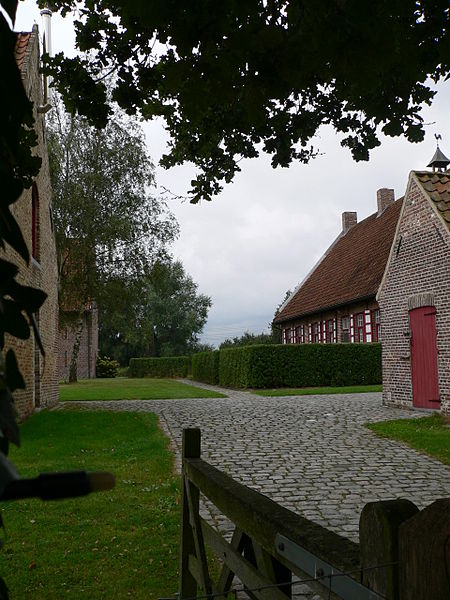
16, 2, 450, 347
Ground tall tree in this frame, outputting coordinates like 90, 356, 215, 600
99, 260, 212, 362
48, 103, 178, 380
45, 1, 450, 201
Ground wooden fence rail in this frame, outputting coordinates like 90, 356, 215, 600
178, 428, 450, 600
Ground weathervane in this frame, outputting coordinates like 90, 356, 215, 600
427, 134, 450, 172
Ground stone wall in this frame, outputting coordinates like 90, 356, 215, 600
2, 26, 59, 419
378, 176, 450, 415
58, 307, 98, 381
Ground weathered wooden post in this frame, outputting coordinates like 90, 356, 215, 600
179, 428, 201, 598
359, 499, 419, 599
399, 497, 450, 600
179, 428, 213, 599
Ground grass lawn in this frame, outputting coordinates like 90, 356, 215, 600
0, 411, 180, 599
366, 414, 450, 465
60, 377, 226, 401
252, 384, 382, 397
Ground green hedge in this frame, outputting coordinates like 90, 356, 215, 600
129, 356, 190, 378
192, 351, 220, 384
193, 343, 381, 388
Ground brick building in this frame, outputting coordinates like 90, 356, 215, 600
377, 169, 450, 415
58, 304, 98, 381
274, 189, 402, 347
2, 26, 59, 418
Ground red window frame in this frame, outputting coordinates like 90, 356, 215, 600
341, 316, 350, 342
355, 312, 365, 343
371, 309, 381, 342
325, 319, 334, 343
290, 327, 296, 344
313, 322, 320, 343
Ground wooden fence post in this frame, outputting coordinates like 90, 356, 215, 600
179, 428, 201, 599
399, 497, 450, 600
359, 499, 419, 599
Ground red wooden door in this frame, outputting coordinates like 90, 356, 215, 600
409, 306, 440, 408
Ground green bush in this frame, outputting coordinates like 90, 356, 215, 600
129, 356, 190, 378
192, 351, 220, 384
96, 355, 120, 378
217, 343, 381, 388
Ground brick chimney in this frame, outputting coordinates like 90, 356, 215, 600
377, 188, 395, 216
342, 211, 357, 234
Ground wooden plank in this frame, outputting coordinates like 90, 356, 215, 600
185, 474, 213, 596
188, 553, 203, 587
253, 539, 291, 598
359, 499, 419, 599
399, 498, 450, 600
216, 526, 245, 594
201, 519, 289, 600
186, 457, 360, 576
179, 429, 202, 598
183, 427, 201, 459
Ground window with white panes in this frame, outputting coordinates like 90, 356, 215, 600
326, 319, 333, 343
355, 312, 365, 342
313, 322, 320, 343
372, 309, 381, 341
341, 316, 350, 342
296, 325, 305, 344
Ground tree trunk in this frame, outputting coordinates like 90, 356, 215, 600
69, 312, 85, 383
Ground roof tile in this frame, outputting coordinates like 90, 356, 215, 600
274, 199, 403, 323
14, 32, 31, 71
415, 171, 450, 232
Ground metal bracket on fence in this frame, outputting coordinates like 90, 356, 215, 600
275, 533, 384, 600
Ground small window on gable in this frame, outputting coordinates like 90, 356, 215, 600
32, 183, 40, 262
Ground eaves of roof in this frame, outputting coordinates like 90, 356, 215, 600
274, 198, 403, 324
274, 293, 376, 324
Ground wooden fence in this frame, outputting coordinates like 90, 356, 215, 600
177, 428, 450, 600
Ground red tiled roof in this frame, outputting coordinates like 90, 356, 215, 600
14, 32, 31, 71
274, 199, 403, 323
415, 171, 450, 231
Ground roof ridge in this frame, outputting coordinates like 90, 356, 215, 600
274, 197, 404, 324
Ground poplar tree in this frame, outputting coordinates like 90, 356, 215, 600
48, 104, 178, 381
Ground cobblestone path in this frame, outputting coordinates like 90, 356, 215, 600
58, 381, 450, 543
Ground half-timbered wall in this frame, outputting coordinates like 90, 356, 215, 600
280, 299, 379, 347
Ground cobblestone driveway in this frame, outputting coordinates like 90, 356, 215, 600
60, 382, 450, 543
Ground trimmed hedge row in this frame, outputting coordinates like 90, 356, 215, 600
194, 343, 381, 388
129, 356, 190, 378
192, 350, 220, 384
